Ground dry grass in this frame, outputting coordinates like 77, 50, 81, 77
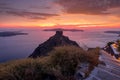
0, 46, 100, 80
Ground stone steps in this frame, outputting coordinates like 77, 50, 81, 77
86, 50, 120, 80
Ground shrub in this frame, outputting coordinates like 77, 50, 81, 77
0, 59, 56, 80
87, 47, 100, 71
0, 46, 100, 80
48, 46, 100, 79
49, 46, 87, 76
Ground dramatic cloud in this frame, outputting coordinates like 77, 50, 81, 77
0, 6, 58, 20
6, 11, 58, 20
0, 0, 120, 27
56, 0, 120, 15
0, 0, 59, 20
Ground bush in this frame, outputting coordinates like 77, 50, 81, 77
0, 59, 56, 80
49, 46, 87, 76
48, 46, 100, 79
0, 46, 100, 80
87, 47, 100, 71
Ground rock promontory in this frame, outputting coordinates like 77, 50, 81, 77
29, 31, 79, 58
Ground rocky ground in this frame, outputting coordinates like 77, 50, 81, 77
86, 50, 120, 80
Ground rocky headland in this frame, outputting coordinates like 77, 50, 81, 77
29, 31, 80, 58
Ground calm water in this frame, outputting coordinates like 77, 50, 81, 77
0, 28, 120, 62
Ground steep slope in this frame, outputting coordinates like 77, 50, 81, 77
29, 31, 80, 58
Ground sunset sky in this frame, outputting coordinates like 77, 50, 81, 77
0, 0, 120, 28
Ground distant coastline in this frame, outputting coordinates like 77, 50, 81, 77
43, 28, 84, 32
104, 31, 120, 37
104, 31, 120, 34
0, 31, 28, 37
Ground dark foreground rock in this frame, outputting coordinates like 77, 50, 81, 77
29, 31, 80, 58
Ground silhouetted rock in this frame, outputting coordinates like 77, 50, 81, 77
29, 31, 80, 58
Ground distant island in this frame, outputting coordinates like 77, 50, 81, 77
0, 31, 28, 37
104, 31, 120, 37
43, 28, 84, 32
104, 31, 120, 34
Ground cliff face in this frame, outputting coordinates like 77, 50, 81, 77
29, 31, 80, 58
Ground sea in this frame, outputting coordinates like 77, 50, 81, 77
0, 27, 120, 62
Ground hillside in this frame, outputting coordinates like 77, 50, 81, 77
0, 46, 100, 80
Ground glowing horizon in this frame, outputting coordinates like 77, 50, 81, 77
0, 0, 120, 28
